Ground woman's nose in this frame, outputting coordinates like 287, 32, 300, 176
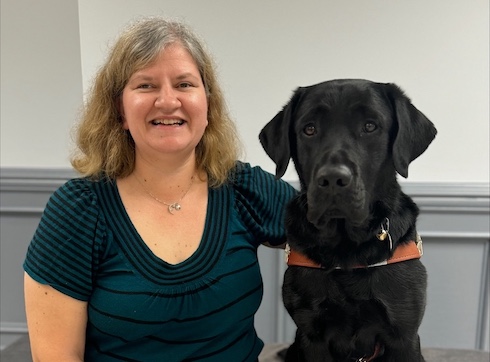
154, 87, 181, 109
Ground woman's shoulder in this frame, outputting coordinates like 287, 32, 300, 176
25, 176, 110, 300
58, 176, 97, 191
232, 161, 295, 192
231, 161, 297, 214
35, 176, 110, 256
229, 161, 297, 245
46, 176, 111, 224
55, 176, 114, 199
232, 161, 269, 183
53, 177, 99, 204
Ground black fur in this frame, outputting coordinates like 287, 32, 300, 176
259, 79, 437, 362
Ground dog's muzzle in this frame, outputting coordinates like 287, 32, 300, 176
306, 164, 368, 228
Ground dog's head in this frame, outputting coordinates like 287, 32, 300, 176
259, 79, 437, 230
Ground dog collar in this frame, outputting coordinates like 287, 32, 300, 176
285, 234, 423, 269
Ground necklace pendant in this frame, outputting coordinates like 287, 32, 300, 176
168, 203, 181, 215
135, 174, 194, 215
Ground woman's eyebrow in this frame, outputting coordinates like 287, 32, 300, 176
128, 72, 200, 82
128, 73, 154, 82
176, 72, 200, 80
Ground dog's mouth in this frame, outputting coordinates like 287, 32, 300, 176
307, 209, 368, 237
312, 208, 344, 220
306, 191, 368, 230
308, 207, 362, 227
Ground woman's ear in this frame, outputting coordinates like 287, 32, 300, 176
121, 116, 128, 130
117, 99, 128, 130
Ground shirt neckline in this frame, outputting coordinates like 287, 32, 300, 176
94, 179, 232, 285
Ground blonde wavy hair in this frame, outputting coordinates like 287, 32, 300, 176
71, 17, 242, 187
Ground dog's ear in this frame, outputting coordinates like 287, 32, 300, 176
259, 88, 304, 178
385, 83, 437, 178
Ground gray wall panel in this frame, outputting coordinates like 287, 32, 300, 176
420, 238, 488, 349
0, 215, 38, 324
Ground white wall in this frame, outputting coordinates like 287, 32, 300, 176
0, 0, 83, 169
2, 0, 489, 184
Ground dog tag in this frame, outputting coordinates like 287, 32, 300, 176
376, 230, 388, 241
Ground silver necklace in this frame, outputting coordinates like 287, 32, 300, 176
135, 174, 195, 215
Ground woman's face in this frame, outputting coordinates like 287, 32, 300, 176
121, 43, 208, 162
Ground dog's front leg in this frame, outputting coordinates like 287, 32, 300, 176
284, 329, 335, 362
381, 334, 425, 362
283, 268, 339, 361
285, 309, 335, 362
283, 333, 306, 362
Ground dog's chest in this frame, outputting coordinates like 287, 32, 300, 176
287, 266, 375, 299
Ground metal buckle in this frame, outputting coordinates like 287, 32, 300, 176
416, 233, 424, 256
285, 243, 291, 263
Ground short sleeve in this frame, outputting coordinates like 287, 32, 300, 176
23, 178, 106, 301
233, 162, 298, 246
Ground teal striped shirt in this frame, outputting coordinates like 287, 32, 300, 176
24, 162, 296, 361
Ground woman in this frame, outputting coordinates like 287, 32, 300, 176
23, 16, 296, 361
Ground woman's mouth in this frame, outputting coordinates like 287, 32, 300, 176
151, 119, 185, 126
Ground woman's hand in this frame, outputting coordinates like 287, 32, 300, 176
24, 273, 88, 361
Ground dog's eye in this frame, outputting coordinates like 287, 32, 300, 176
363, 122, 377, 133
303, 124, 317, 136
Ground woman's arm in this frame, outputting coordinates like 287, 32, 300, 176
24, 272, 88, 362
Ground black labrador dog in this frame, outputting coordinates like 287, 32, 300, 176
259, 79, 436, 362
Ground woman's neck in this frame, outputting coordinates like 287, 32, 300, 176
130, 153, 200, 201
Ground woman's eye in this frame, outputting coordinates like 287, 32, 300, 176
137, 84, 153, 89
178, 82, 192, 88
303, 124, 317, 136
363, 122, 377, 133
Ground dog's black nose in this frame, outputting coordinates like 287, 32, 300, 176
317, 165, 353, 189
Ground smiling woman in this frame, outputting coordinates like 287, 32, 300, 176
22, 16, 298, 361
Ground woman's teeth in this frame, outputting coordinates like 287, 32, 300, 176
151, 119, 184, 125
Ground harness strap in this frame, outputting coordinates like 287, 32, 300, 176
285, 237, 423, 269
